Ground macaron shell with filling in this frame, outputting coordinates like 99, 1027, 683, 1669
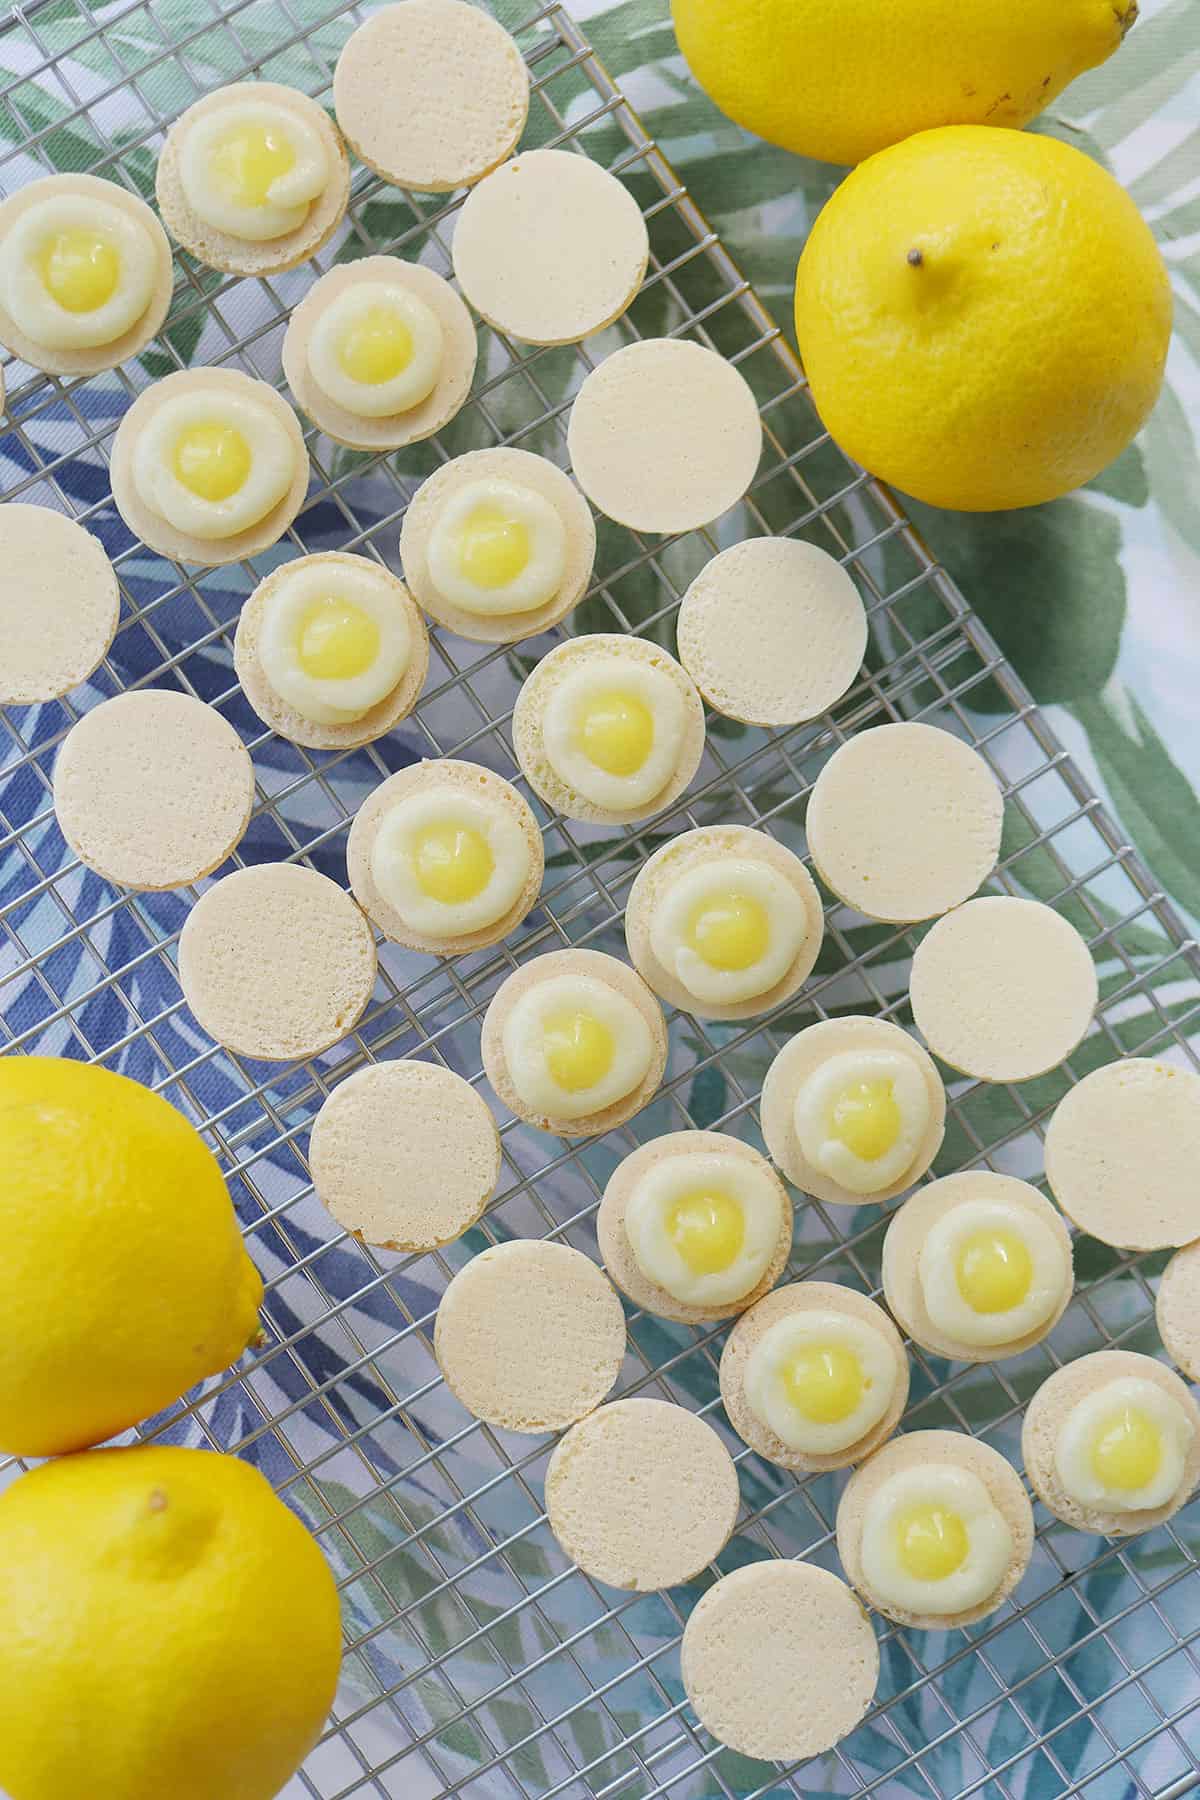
836, 1429, 1033, 1630
596, 1129, 793, 1324
719, 1279, 908, 1472
1021, 1349, 1200, 1537
881, 1170, 1074, 1364
760, 1014, 946, 1207
480, 947, 667, 1138
235, 553, 429, 750
623, 822, 825, 1022
346, 758, 544, 955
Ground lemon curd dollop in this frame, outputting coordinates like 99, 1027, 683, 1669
543, 1009, 615, 1093
574, 688, 655, 778
782, 1342, 865, 1424
209, 119, 296, 209
1089, 1406, 1163, 1494
173, 421, 253, 503
295, 595, 381, 681
686, 889, 771, 973
894, 1503, 970, 1582
666, 1188, 745, 1275
955, 1227, 1033, 1316
412, 821, 495, 906
336, 303, 415, 387
37, 227, 120, 314
830, 1076, 901, 1163
455, 502, 532, 592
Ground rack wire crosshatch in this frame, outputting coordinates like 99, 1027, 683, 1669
1, 1, 1199, 1797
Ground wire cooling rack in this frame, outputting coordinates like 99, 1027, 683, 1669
2, 2, 1200, 1797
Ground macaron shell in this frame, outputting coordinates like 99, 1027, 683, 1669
1021, 1349, 1200, 1537
596, 1129, 793, 1324
511, 633, 705, 827
333, 0, 529, 193
282, 255, 478, 452
910, 897, 1097, 1083
399, 446, 595, 643
0, 174, 173, 376
836, 1429, 1033, 1630
1044, 1059, 1200, 1251
676, 537, 867, 727
760, 1015, 946, 1206
544, 1398, 739, 1590
309, 1060, 500, 1252
451, 148, 648, 345
235, 553, 429, 750
156, 81, 350, 277
434, 1239, 625, 1433
480, 947, 668, 1138
346, 758, 544, 955
178, 862, 377, 1062
0, 505, 120, 705
719, 1280, 908, 1472
806, 722, 1004, 923
110, 368, 309, 567
623, 823, 825, 1022
1157, 1240, 1200, 1381
52, 689, 255, 890
681, 1560, 878, 1762
567, 338, 762, 535
881, 1171, 1074, 1364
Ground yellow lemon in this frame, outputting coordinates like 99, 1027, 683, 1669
671, 0, 1135, 167
794, 127, 1171, 511
0, 1058, 263, 1456
0, 1446, 342, 1800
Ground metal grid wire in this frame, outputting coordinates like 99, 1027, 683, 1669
2, 1, 1200, 1796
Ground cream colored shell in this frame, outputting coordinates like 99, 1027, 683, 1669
1021, 1350, 1200, 1537
882, 1171, 1074, 1363
837, 1430, 1033, 1630
681, 1561, 878, 1762
235, 553, 428, 749
481, 948, 667, 1138
910, 897, 1097, 1082
676, 537, 867, 726
156, 82, 350, 277
806, 722, 1004, 923
434, 1239, 625, 1432
282, 255, 477, 452
512, 634, 705, 826
1044, 1059, 1200, 1251
761, 1016, 946, 1206
0, 505, 120, 705
53, 690, 254, 891
623, 823, 824, 1021
597, 1130, 791, 1324
346, 759, 543, 954
178, 862, 377, 1062
110, 368, 309, 567
309, 1060, 500, 1252
451, 148, 648, 345
544, 1398, 739, 1590
333, 0, 529, 192
567, 338, 761, 534
1157, 1241, 1200, 1382
0, 174, 172, 377
400, 448, 595, 643
720, 1280, 908, 1472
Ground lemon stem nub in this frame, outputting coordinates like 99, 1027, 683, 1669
907, 248, 924, 268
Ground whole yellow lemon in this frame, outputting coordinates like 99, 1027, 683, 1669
671, 0, 1136, 166
793, 127, 1172, 512
0, 1446, 342, 1800
0, 1058, 263, 1456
